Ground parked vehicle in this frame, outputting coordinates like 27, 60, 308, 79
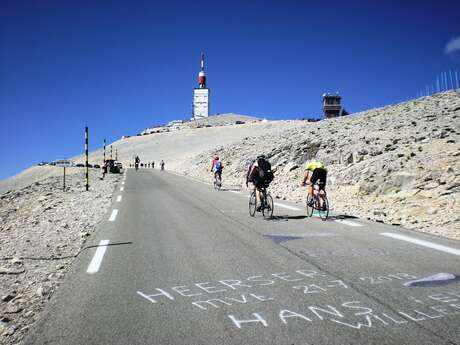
76, 163, 84, 167
94, 164, 101, 169
105, 159, 122, 173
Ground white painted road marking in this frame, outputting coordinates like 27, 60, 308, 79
274, 203, 301, 211
381, 233, 460, 256
116, 195, 122, 202
120, 187, 124, 192
109, 209, 118, 221
335, 219, 363, 227
229, 191, 241, 194
87, 240, 110, 274
122, 181, 125, 185
269, 233, 338, 238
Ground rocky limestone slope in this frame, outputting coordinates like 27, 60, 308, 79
0, 171, 118, 344
177, 91, 460, 240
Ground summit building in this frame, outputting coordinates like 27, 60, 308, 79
192, 53, 210, 119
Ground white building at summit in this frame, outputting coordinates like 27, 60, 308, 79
192, 53, 210, 119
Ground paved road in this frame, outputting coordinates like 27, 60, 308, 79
23, 169, 460, 345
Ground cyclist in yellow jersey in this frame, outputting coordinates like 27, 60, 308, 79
300, 159, 328, 207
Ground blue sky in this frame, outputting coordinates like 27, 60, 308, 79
1, 0, 459, 180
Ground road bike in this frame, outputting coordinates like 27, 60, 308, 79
135, 163, 139, 171
306, 183, 329, 221
213, 172, 222, 191
249, 186, 274, 219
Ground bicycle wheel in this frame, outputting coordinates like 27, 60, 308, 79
262, 194, 274, 219
249, 191, 257, 217
305, 194, 314, 217
318, 195, 329, 221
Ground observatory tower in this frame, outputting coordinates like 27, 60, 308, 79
193, 53, 210, 119
322, 93, 342, 118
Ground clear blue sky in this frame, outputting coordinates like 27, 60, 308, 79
1, 0, 459, 180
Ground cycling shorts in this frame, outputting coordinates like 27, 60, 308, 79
310, 168, 327, 187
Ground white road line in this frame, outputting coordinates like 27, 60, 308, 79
86, 240, 110, 274
122, 181, 125, 185
116, 195, 122, 202
120, 187, 124, 192
109, 209, 118, 221
229, 191, 241, 194
381, 233, 460, 256
274, 203, 301, 211
335, 219, 363, 227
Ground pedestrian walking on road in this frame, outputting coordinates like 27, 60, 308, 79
160, 160, 165, 171
152, 161, 155, 169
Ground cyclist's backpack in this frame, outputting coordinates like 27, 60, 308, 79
257, 158, 273, 184
214, 160, 222, 172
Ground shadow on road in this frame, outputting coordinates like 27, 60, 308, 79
83, 241, 133, 251
326, 214, 359, 221
270, 215, 309, 221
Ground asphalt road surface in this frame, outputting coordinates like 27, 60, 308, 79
23, 169, 460, 345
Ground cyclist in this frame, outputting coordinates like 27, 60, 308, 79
300, 159, 327, 209
246, 155, 273, 212
134, 155, 140, 171
210, 156, 223, 187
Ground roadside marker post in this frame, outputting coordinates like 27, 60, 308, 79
85, 126, 89, 191
103, 139, 106, 179
63, 166, 66, 191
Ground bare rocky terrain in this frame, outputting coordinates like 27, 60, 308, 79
0, 91, 459, 344
0, 171, 118, 344
178, 91, 460, 240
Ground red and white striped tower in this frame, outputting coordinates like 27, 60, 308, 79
193, 52, 210, 119
198, 52, 206, 88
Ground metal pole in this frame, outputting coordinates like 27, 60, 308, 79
437, 76, 440, 93
110, 145, 113, 159
455, 70, 459, 89
449, 70, 454, 89
85, 126, 89, 191
103, 139, 106, 164
444, 71, 448, 90
63, 166, 66, 191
